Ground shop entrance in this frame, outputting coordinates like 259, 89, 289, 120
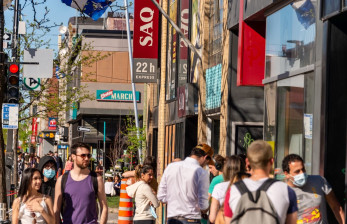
325, 11, 347, 222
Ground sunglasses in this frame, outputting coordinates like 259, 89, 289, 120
76, 154, 92, 159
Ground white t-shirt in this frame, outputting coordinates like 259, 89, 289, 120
211, 181, 229, 205
104, 181, 114, 194
229, 178, 297, 224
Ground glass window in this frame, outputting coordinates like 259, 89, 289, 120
209, 0, 223, 68
166, 0, 178, 100
275, 73, 314, 174
322, 0, 340, 16
265, 0, 316, 78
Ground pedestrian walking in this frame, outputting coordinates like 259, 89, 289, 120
53, 142, 108, 224
105, 177, 115, 197
123, 156, 159, 193
208, 155, 226, 199
282, 154, 345, 224
37, 155, 57, 201
64, 156, 74, 173
227, 140, 298, 224
157, 143, 214, 224
126, 165, 159, 224
53, 152, 63, 177
209, 155, 246, 223
114, 175, 121, 196
12, 168, 55, 224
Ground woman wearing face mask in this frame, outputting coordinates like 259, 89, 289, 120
126, 165, 159, 224
37, 156, 57, 201
12, 168, 55, 224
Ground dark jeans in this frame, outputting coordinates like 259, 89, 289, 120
168, 218, 201, 224
134, 220, 155, 224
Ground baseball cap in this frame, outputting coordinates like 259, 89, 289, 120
195, 143, 214, 165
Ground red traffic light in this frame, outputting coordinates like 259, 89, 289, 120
9, 64, 19, 73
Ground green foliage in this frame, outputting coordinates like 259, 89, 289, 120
122, 116, 146, 170
107, 196, 120, 208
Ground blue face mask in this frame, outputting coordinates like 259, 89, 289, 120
43, 169, 56, 179
291, 173, 307, 187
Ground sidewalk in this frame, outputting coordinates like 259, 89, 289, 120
106, 208, 119, 224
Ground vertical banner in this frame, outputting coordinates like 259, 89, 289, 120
133, 0, 160, 83
189, 0, 201, 83
178, 0, 189, 86
32, 117, 38, 136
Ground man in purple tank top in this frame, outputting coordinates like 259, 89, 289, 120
53, 142, 108, 224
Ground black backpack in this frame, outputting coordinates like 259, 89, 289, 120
231, 178, 280, 224
61, 171, 98, 215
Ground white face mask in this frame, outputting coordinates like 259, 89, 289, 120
291, 173, 308, 187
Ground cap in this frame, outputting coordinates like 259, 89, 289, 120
195, 143, 214, 165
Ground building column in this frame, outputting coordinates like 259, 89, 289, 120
219, 0, 230, 156
157, 0, 168, 222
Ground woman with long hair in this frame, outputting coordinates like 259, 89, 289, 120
12, 168, 55, 224
126, 165, 159, 224
122, 156, 158, 193
209, 155, 248, 224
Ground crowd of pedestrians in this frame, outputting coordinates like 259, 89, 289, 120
12, 140, 346, 224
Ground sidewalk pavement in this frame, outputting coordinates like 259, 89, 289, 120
106, 208, 118, 224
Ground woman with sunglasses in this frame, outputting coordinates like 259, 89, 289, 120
126, 165, 159, 224
12, 168, 55, 224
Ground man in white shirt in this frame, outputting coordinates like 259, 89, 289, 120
157, 144, 214, 224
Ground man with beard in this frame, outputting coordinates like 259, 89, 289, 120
53, 142, 108, 224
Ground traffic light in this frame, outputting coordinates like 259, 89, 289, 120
7, 63, 20, 104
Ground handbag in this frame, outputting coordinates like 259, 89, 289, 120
111, 185, 116, 196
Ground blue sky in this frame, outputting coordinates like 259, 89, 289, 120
4, 0, 128, 53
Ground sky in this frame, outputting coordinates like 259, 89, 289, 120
4, 0, 128, 54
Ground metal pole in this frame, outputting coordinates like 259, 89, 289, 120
103, 121, 105, 181
124, 0, 142, 164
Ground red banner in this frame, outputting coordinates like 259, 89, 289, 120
31, 135, 36, 144
133, 0, 159, 59
32, 117, 38, 136
132, 0, 159, 82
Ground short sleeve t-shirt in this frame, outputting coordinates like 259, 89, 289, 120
208, 175, 224, 194
229, 178, 297, 224
291, 175, 332, 224
212, 181, 229, 205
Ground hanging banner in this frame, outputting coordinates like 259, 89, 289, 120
133, 0, 159, 83
32, 117, 38, 136
178, 0, 189, 86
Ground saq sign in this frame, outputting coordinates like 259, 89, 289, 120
133, 0, 159, 83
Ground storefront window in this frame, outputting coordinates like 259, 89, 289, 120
275, 73, 314, 174
265, 0, 316, 78
209, 0, 223, 67
322, 0, 340, 17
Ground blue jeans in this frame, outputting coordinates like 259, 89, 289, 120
168, 218, 201, 224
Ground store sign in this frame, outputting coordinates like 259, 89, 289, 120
48, 117, 57, 130
133, 0, 159, 83
39, 131, 55, 139
178, 86, 186, 117
32, 117, 38, 136
178, 0, 189, 85
96, 90, 140, 102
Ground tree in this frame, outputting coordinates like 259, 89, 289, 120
122, 116, 145, 171
107, 120, 127, 173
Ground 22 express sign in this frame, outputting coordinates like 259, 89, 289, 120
133, 0, 159, 83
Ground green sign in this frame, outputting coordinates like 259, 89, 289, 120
96, 90, 140, 102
